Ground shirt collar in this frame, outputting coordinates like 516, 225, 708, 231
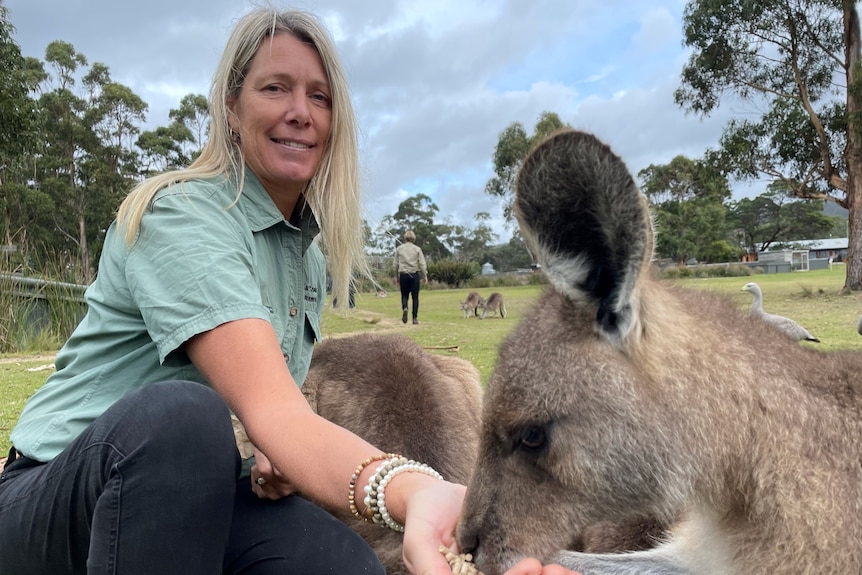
239, 169, 321, 254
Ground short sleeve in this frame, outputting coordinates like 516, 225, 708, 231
126, 183, 270, 363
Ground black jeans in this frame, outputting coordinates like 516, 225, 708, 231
0, 381, 383, 575
399, 272, 421, 319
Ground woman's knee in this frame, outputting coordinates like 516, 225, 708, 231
96, 380, 237, 471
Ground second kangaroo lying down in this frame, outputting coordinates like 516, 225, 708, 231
457, 129, 862, 574
301, 333, 483, 575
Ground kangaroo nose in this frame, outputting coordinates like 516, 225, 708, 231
458, 531, 479, 559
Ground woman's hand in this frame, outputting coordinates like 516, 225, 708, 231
400, 477, 467, 575
251, 448, 296, 500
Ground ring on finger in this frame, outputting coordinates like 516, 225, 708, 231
256, 477, 266, 486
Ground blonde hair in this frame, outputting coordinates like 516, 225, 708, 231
116, 8, 368, 308
404, 230, 416, 242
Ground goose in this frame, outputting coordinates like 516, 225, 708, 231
740, 282, 820, 343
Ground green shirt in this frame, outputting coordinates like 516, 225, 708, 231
11, 171, 326, 462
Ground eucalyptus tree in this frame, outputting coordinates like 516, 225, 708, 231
676, 0, 862, 289
169, 93, 209, 162
388, 193, 451, 260
638, 155, 732, 264
726, 185, 836, 253
484, 111, 569, 223
0, 3, 44, 260
35, 41, 145, 283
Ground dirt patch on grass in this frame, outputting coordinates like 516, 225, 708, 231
0, 354, 56, 365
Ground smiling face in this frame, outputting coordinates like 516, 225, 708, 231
228, 32, 332, 216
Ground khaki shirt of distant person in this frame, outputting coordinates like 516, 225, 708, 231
395, 242, 428, 280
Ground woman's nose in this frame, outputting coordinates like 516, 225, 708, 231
285, 91, 311, 126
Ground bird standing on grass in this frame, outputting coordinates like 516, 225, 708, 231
741, 282, 820, 343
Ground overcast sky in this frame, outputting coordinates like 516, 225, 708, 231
5, 0, 761, 242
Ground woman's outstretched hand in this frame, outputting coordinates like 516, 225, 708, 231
401, 477, 467, 574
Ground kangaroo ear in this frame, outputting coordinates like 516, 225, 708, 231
514, 129, 652, 347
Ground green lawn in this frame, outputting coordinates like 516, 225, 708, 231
3, 269, 862, 448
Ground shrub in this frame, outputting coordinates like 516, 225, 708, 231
428, 259, 480, 288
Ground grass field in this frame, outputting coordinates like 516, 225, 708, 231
3, 268, 862, 448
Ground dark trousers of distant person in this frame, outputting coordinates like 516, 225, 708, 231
399, 271, 421, 322
0, 381, 384, 575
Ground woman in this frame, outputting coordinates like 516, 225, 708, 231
0, 8, 577, 575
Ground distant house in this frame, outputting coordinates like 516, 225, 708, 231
788, 238, 849, 262
756, 237, 848, 272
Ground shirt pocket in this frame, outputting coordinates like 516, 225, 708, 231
304, 310, 321, 345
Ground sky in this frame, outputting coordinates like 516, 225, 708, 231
5, 0, 759, 243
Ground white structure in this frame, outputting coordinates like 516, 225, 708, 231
756, 249, 809, 271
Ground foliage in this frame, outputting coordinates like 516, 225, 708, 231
478, 233, 534, 272
484, 112, 569, 223
638, 155, 731, 263
427, 259, 480, 287
0, 10, 210, 284
675, 0, 862, 290
726, 188, 837, 253
660, 263, 755, 279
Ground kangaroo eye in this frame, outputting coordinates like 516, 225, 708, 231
513, 425, 548, 454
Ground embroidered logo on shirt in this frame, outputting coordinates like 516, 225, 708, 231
304, 284, 318, 304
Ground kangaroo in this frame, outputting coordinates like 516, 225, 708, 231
456, 129, 862, 575
479, 292, 506, 319
300, 333, 483, 575
461, 291, 486, 318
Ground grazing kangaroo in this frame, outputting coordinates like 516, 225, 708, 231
479, 292, 507, 319
461, 291, 486, 318
456, 129, 862, 575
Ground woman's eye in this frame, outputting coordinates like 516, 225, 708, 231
311, 93, 331, 107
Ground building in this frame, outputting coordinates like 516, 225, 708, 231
756, 237, 848, 273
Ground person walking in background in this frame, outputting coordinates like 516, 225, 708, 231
395, 229, 428, 324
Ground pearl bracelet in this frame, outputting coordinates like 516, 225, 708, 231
364, 456, 408, 524
376, 460, 444, 532
348, 453, 400, 521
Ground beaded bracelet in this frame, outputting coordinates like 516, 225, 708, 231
364, 456, 409, 524
376, 460, 444, 532
348, 453, 400, 521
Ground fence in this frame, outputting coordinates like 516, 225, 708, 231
1, 273, 88, 350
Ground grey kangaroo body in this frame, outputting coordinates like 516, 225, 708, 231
301, 333, 483, 575
456, 130, 862, 575
479, 292, 506, 319
461, 291, 486, 318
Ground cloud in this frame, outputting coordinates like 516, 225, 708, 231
7, 0, 741, 242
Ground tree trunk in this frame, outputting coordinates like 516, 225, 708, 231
78, 206, 91, 285
844, 1, 862, 290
